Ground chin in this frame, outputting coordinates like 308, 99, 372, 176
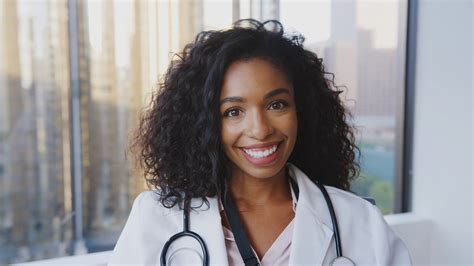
233, 160, 287, 180
250, 167, 285, 179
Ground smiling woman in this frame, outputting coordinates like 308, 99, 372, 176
109, 19, 412, 265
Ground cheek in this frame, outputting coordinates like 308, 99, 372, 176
283, 112, 298, 153
221, 122, 238, 150
283, 111, 298, 138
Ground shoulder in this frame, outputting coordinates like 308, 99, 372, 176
134, 190, 161, 210
293, 167, 384, 227
132, 190, 182, 219
290, 163, 377, 217
108, 191, 182, 265
322, 185, 387, 228
325, 185, 377, 214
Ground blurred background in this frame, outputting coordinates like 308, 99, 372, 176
1, 0, 470, 264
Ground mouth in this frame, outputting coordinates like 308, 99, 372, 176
239, 141, 283, 166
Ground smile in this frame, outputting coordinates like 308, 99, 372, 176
239, 141, 282, 166
242, 144, 278, 158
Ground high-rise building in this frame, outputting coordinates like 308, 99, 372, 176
0, 0, 23, 261
82, 0, 122, 248
356, 29, 398, 117
324, 0, 359, 113
0, 0, 73, 262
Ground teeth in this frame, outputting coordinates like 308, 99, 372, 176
243, 144, 278, 159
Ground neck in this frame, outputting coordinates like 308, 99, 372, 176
229, 167, 291, 210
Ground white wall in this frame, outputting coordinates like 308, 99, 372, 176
411, 0, 473, 265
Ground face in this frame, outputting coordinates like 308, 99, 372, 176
220, 57, 298, 180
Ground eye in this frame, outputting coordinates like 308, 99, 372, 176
223, 108, 241, 118
268, 101, 288, 110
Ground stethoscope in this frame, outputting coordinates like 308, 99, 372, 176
160, 176, 355, 266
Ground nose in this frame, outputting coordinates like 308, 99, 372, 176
246, 109, 274, 140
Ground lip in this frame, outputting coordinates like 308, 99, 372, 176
239, 141, 282, 166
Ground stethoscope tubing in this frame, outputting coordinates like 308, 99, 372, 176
160, 200, 209, 266
314, 182, 343, 257
160, 178, 354, 266
160, 231, 209, 266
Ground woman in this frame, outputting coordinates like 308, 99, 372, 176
109, 19, 412, 265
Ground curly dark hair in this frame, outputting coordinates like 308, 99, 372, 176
132, 19, 361, 209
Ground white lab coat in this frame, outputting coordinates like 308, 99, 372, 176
108, 164, 412, 265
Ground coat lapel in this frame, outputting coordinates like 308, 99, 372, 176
288, 164, 334, 265
189, 196, 229, 265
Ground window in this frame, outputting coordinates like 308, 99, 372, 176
0, 0, 409, 262
282, 1, 408, 215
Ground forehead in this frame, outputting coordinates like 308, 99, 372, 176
220, 58, 293, 99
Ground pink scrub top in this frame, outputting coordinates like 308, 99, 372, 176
220, 181, 298, 265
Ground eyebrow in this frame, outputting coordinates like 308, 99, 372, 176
220, 87, 291, 106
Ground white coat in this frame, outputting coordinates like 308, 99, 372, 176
108, 164, 412, 265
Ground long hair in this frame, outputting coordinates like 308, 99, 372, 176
131, 19, 361, 209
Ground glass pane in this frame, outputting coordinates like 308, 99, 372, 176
279, 0, 408, 214
81, 0, 147, 252
0, 0, 73, 262
80, 0, 234, 254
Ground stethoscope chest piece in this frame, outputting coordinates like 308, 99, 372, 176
330, 256, 355, 266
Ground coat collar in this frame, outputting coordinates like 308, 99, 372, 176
188, 163, 333, 264
287, 163, 334, 264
